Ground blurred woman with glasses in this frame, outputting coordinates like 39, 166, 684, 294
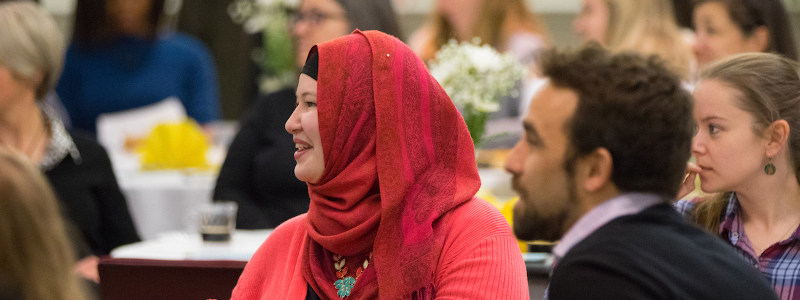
692, 0, 797, 68
213, 0, 402, 229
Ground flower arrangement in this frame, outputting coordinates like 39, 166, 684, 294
228, 0, 299, 93
429, 38, 527, 147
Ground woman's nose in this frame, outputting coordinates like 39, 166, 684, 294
285, 106, 302, 134
293, 19, 310, 38
691, 134, 705, 156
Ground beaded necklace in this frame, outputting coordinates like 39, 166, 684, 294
332, 252, 371, 298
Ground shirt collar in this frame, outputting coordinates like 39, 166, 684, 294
719, 193, 739, 234
552, 192, 665, 260
39, 103, 81, 171
719, 192, 800, 243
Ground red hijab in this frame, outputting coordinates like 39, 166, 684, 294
301, 30, 480, 299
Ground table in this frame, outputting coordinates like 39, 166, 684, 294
111, 230, 272, 261
115, 168, 218, 240
115, 165, 515, 241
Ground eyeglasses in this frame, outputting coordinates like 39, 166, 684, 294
289, 9, 347, 27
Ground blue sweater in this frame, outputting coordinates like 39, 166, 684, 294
57, 33, 221, 134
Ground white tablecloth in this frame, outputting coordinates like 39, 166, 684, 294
111, 230, 272, 261
115, 168, 514, 241
116, 167, 217, 241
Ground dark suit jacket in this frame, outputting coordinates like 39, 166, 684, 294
549, 203, 778, 300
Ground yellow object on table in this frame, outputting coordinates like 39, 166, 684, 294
137, 121, 210, 171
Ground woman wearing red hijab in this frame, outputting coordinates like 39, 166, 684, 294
231, 30, 527, 300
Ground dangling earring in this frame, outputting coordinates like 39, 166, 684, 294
765, 156, 776, 175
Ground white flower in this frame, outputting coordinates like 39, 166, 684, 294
244, 15, 269, 33
465, 45, 503, 72
429, 39, 527, 114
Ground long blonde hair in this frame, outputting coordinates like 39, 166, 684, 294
603, 0, 691, 78
692, 53, 800, 234
418, 0, 550, 62
0, 148, 87, 300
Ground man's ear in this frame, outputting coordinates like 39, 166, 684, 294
581, 148, 614, 192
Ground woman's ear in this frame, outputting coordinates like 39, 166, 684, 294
766, 119, 790, 157
747, 25, 770, 53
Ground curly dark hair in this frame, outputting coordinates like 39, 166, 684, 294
539, 43, 694, 197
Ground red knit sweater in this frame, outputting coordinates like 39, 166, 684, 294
230, 197, 528, 299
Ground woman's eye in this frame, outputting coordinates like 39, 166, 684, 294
709, 124, 720, 135
306, 101, 317, 108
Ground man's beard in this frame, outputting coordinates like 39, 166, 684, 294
512, 173, 578, 242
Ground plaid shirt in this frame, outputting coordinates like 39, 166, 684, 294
676, 194, 800, 300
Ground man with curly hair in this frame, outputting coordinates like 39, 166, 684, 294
505, 43, 777, 299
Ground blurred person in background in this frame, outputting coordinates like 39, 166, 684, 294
410, 0, 550, 68
56, 0, 221, 134
412, 0, 550, 116
692, 0, 797, 68
676, 53, 800, 299
213, 0, 402, 229
409, 0, 551, 145
0, 147, 88, 300
0, 0, 140, 285
574, 0, 692, 80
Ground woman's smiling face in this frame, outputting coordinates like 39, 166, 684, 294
286, 74, 325, 183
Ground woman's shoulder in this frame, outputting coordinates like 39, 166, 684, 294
61, 130, 110, 167
438, 197, 513, 244
235, 215, 310, 298
251, 214, 309, 257
265, 214, 308, 243
157, 32, 214, 62
674, 196, 706, 217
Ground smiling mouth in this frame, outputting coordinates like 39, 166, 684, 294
294, 143, 313, 160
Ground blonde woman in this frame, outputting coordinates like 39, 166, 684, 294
409, 0, 550, 67
0, 0, 140, 284
0, 147, 87, 300
574, 0, 693, 79
676, 53, 800, 299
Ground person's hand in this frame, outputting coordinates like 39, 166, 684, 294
677, 162, 702, 200
74, 255, 100, 283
